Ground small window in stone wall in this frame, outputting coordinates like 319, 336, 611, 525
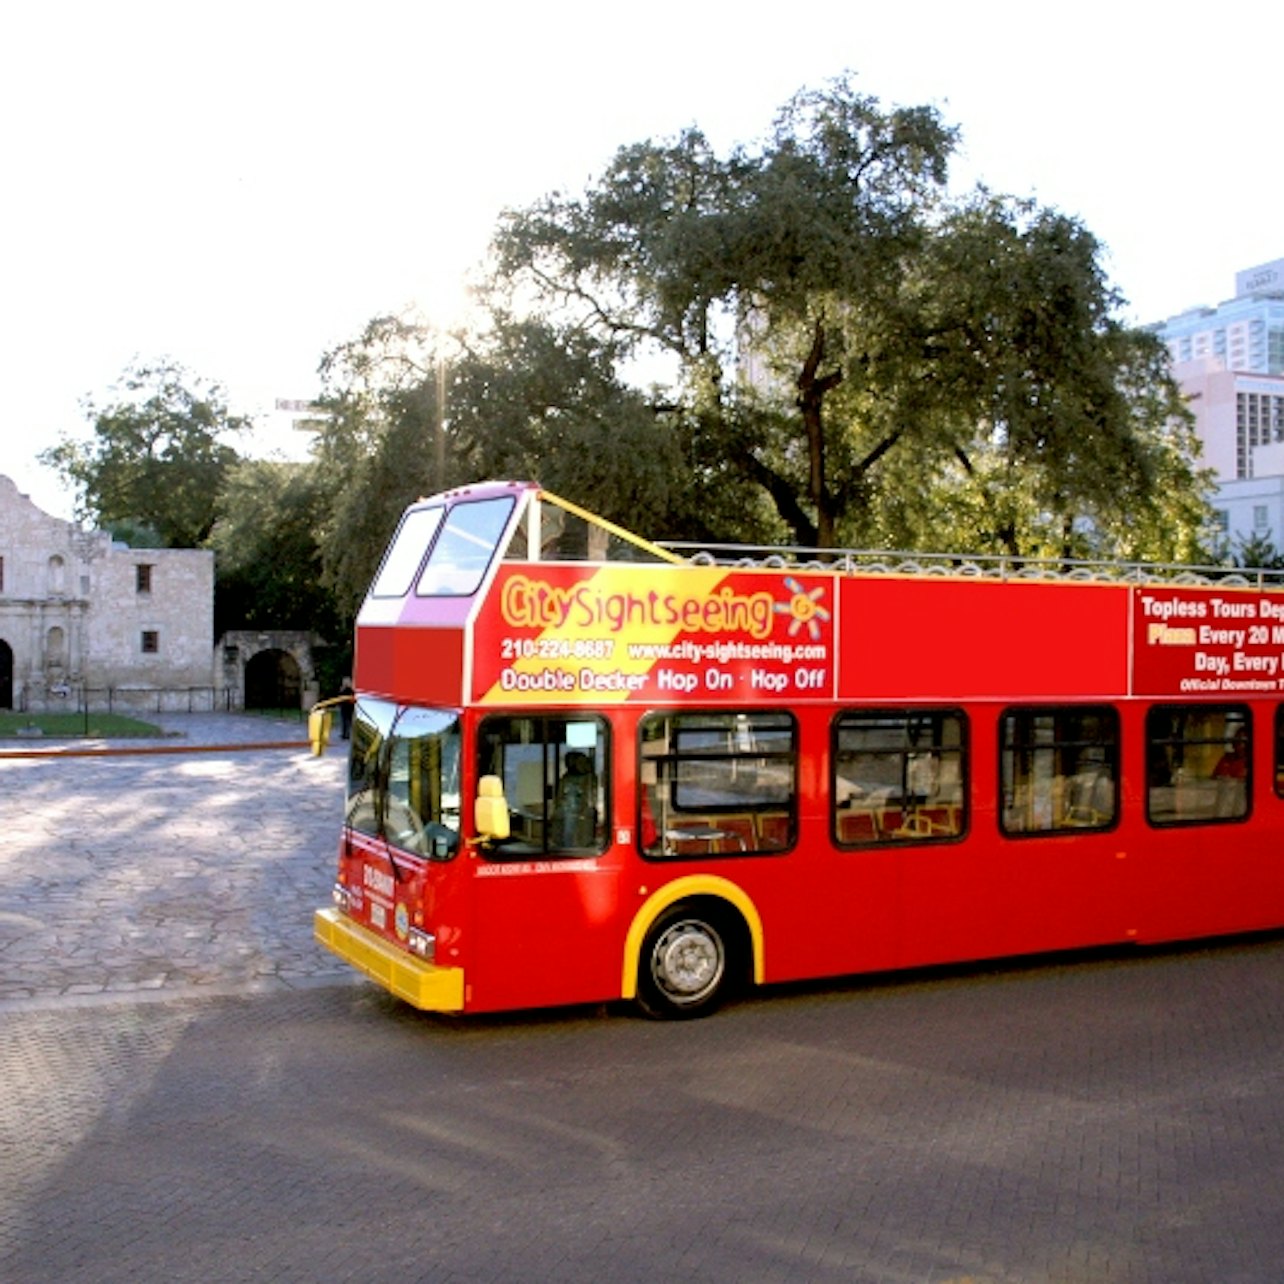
0, 555, 5, 592
141, 630, 160, 654
137, 564, 153, 593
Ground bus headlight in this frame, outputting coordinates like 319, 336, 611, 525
407, 928, 437, 961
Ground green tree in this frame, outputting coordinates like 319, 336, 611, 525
447, 315, 713, 537
494, 74, 957, 546
855, 193, 1214, 559
491, 74, 1210, 559
1230, 532, 1284, 571
309, 315, 451, 615
39, 360, 247, 546
208, 458, 341, 640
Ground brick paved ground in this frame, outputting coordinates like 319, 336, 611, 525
0, 714, 347, 1003
2, 716, 1283, 1283
3, 945, 1284, 1283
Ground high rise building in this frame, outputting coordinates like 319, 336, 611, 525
1152, 259, 1284, 555
1158, 260, 1284, 377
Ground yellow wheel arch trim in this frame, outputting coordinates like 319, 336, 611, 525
621, 875, 765, 999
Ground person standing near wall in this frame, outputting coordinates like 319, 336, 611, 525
339, 676, 354, 740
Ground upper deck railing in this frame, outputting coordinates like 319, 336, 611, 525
657, 541, 1284, 591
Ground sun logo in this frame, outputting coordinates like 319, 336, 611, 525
773, 576, 831, 640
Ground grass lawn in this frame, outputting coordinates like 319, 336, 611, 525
0, 712, 165, 739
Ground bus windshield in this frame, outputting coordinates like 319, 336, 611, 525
346, 698, 462, 858
416, 496, 516, 596
370, 505, 445, 598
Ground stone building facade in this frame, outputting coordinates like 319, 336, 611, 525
0, 474, 216, 712
0, 476, 329, 714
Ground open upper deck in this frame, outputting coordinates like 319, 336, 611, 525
353, 482, 1284, 710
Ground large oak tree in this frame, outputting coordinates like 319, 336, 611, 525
491, 74, 1210, 558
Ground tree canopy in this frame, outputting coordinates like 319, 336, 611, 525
306, 315, 453, 616
39, 360, 247, 547
490, 74, 1211, 558
208, 458, 339, 636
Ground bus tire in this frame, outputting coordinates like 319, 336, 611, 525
635, 902, 741, 1020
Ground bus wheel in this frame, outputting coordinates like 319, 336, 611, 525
636, 905, 735, 1019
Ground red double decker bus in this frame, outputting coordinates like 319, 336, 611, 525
314, 480, 1284, 1017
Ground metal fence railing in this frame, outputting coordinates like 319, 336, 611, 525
19, 687, 260, 716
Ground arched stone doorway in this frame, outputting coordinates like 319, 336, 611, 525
244, 648, 302, 711
0, 640, 11, 709
217, 629, 324, 712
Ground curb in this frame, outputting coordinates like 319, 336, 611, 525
0, 740, 311, 759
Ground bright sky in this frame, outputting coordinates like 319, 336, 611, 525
3, 0, 1279, 519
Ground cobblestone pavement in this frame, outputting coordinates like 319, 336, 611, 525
0, 712, 350, 1006
4, 718, 1284, 1282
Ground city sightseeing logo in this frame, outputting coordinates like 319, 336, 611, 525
500, 573, 832, 642
774, 577, 830, 640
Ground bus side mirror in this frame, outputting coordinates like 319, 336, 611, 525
475, 774, 511, 841
308, 707, 333, 756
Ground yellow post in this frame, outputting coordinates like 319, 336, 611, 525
308, 707, 334, 756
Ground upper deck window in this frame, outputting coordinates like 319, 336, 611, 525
370, 506, 445, 598
416, 496, 516, 597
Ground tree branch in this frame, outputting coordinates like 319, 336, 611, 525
853, 429, 904, 477
740, 452, 819, 547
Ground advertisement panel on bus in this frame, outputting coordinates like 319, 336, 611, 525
471, 561, 1141, 705
1132, 586, 1284, 697
471, 563, 835, 704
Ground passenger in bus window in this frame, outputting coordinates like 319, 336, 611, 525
553, 751, 596, 847
1214, 726, 1249, 780
1214, 725, 1249, 818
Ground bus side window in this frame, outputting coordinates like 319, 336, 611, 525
1147, 704, 1250, 826
833, 709, 967, 846
1000, 706, 1118, 836
1275, 705, 1284, 799
639, 710, 796, 858
476, 715, 610, 856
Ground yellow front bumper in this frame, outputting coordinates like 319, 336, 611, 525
314, 907, 465, 1012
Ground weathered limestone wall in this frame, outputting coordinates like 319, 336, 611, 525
0, 475, 215, 710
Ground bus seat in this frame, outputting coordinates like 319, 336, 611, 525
475, 775, 511, 841
713, 814, 756, 851
837, 810, 878, 843
757, 812, 791, 848
1063, 770, 1113, 827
